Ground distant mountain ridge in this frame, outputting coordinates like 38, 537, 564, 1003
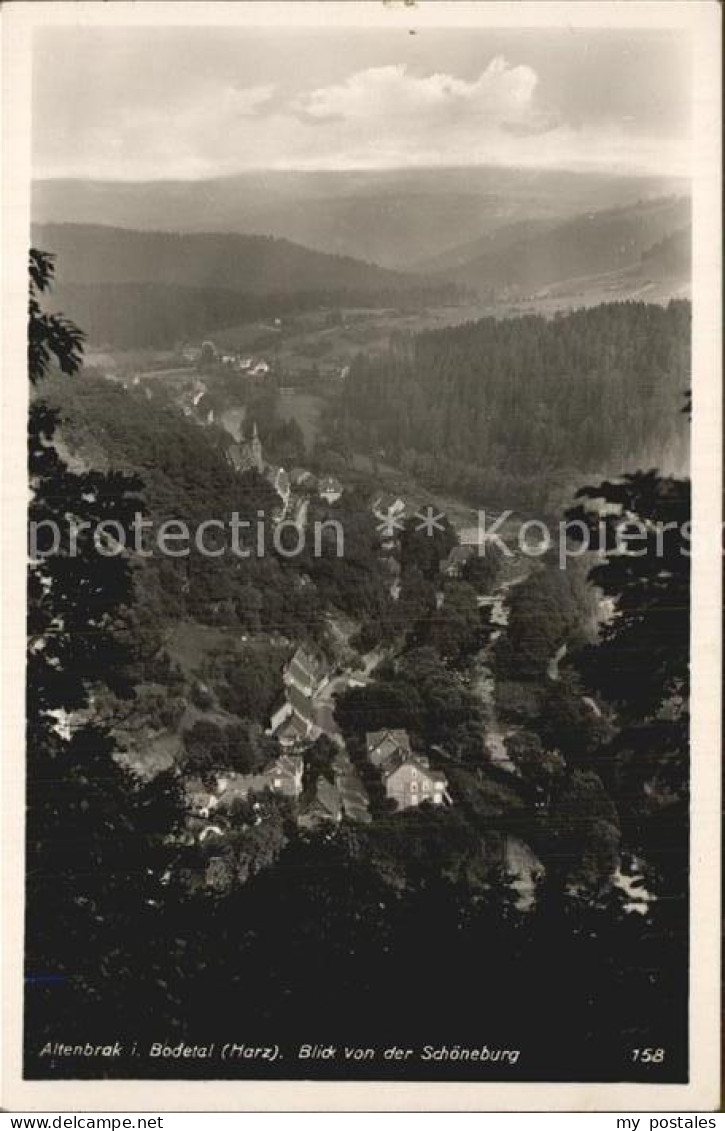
428, 196, 691, 296
32, 166, 688, 270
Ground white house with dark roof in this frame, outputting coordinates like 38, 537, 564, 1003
382, 752, 449, 811
365, 729, 451, 812
318, 476, 343, 505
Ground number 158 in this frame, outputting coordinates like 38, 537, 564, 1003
631, 1048, 665, 1063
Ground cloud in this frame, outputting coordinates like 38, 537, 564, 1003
293, 58, 540, 127
270, 57, 566, 172
33, 54, 689, 181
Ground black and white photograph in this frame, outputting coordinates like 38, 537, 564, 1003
2, 0, 721, 1112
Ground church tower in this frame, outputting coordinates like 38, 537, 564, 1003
250, 421, 263, 472
227, 420, 264, 476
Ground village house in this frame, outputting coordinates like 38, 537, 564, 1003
318, 476, 344, 505
269, 690, 320, 748
284, 646, 330, 699
263, 753, 305, 798
298, 745, 372, 829
277, 711, 316, 748
382, 752, 449, 811
298, 777, 343, 829
184, 754, 304, 828
440, 544, 476, 578
366, 728, 412, 769
268, 647, 331, 747
365, 729, 450, 812
184, 740, 370, 839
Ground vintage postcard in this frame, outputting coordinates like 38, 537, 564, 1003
1, 0, 721, 1113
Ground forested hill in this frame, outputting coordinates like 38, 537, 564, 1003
45, 281, 455, 350
334, 301, 690, 511
31, 222, 447, 296
428, 197, 690, 295
32, 222, 463, 348
639, 226, 691, 279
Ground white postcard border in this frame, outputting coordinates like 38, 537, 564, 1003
1, 0, 721, 1112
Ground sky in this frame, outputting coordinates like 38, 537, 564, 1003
32, 26, 692, 181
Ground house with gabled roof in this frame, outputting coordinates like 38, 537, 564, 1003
263, 753, 304, 798
276, 708, 319, 749
381, 752, 449, 811
298, 777, 343, 829
268, 647, 331, 746
273, 686, 321, 746
364, 729, 451, 812
284, 646, 330, 699
365, 728, 412, 769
